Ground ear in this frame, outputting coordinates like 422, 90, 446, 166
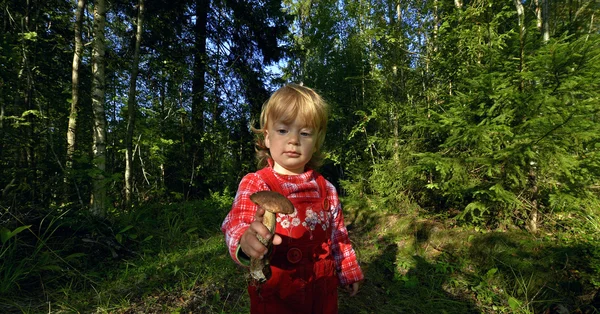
264, 130, 271, 149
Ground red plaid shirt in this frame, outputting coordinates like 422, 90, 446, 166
221, 165, 364, 286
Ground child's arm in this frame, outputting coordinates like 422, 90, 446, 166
221, 173, 279, 265
327, 182, 364, 293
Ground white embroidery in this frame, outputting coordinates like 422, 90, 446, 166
277, 206, 331, 236
292, 217, 301, 227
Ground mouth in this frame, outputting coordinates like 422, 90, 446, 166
284, 151, 300, 157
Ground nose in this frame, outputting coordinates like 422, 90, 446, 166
288, 133, 299, 145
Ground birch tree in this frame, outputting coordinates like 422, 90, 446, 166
66, 0, 85, 201
91, 0, 107, 217
125, 0, 145, 208
541, 0, 549, 42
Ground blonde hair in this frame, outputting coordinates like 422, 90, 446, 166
252, 84, 329, 170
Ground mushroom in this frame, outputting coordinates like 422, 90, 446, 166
248, 191, 294, 283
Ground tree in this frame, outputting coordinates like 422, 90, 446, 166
125, 0, 145, 207
66, 0, 86, 206
90, 0, 108, 217
189, 0, 209, 198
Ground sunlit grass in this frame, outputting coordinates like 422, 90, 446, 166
2, 192, 599, 313
337, 199, 600, 314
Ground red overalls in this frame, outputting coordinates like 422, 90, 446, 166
248, 167, 339, 314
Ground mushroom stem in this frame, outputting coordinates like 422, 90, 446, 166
257, 211, 276, 246
248, 191, 294, 283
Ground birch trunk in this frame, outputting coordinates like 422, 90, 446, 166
542, 0, 550, 42
125, 0, 145, 208
535, 0, 543, 30
66, 0, 85, 194
90, 0, 107, 217
514, 0, 525, 91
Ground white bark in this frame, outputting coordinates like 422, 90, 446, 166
125, 0, 145, 207
542, 0, 550, 42
90, 0, 107, 217
67, 0, 85, 173
514, 0, 525, 90
534, 0, 542, 30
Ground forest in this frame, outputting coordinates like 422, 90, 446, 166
1, 0, 599, 313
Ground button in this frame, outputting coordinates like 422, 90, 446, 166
322, 199, 330, 211
286, 247, 302, 264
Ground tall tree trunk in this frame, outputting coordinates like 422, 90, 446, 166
391, 1, 402, 161
515, 0, 538, 232
433, 0, 438, 52
66, 0, 85, 203
91, 0, 107, 217
542, 0, 550, 42
514, 0, 525, 91
528, 166, 539, 234
16, 0, 38, 204
125, 0, 144, 208
190, 0, 209, 198
535, 0, 543, 30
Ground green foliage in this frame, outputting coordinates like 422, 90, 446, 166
336, 1, 600, 229
0, 208, 68, 295
1, 0, 600, 311
0, 192, 239, 312
0, 225, 31, 245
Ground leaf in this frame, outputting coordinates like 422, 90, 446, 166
486, 268, 498, 278
425, 183, 440, 190
21, 32, 37, 41
0, 225, 31, 244
65, 253, 87, 261
39, 265, 62, 272
508, 297, 521, 310
118, 225, 134, 234
0, 227, 9, 244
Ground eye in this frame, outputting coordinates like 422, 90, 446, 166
300, 130, 313, 137
277, 129, 288, 135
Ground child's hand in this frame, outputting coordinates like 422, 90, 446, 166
240, 207, 283, 259
345, 282, 360, 297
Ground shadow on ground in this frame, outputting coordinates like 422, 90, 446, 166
338, 205, 600, 314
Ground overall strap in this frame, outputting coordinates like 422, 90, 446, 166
255, 167, 285, 195
314, 172, 330, 211
315, 173, 328, 199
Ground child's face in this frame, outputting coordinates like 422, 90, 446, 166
265, 116, 317, 175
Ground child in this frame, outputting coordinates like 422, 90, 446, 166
221, 84, 363, 313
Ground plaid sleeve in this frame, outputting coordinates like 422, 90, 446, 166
221, 173, 269, 265
327, 181, 364, 286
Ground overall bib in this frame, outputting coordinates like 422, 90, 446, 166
248, 168, 339, 314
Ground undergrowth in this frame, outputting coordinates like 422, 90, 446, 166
1, 192, 599, 313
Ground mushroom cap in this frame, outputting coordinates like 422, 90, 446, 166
249, 191, 294, 214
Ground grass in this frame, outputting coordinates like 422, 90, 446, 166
1, 192, 599, 313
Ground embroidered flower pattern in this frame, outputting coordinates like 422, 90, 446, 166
302, 209, 318, 231
277, 205, 331, 239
